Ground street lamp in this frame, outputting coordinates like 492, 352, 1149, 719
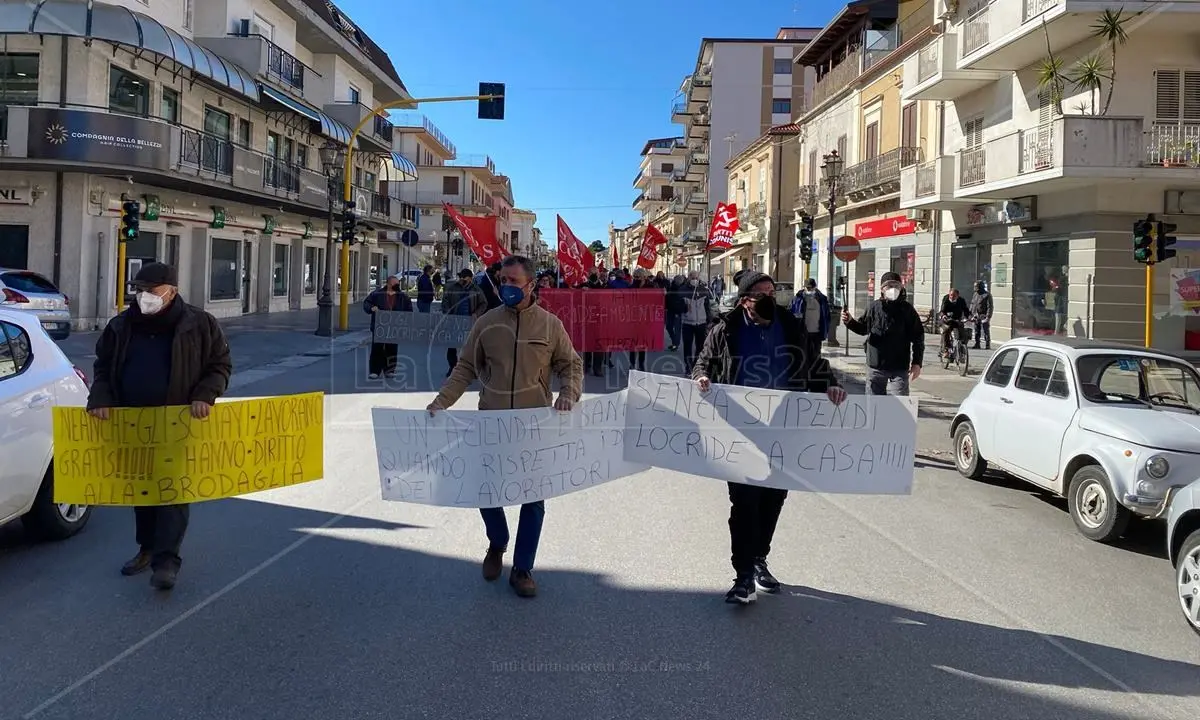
820, 149, 843, 348
315, 140, 345, 337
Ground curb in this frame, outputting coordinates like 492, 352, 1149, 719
226, 330, 371, 390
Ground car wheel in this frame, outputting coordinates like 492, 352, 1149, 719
21, 465, 92, 541
1067, 465, 1130, 543
1178, 529, 1200, 637
953, 421, 987, 480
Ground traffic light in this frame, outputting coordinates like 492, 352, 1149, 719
1133, 216, 1155, 264
796, 214, 814, 264
119, 200, 141, 242
1157, 220, 1178, 263
478, 82, 505, 120
340, 207, 357, 245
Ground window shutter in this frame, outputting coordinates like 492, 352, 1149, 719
1184, 71, 1200, 121
1037, 87, 1054, 125
808, 150, 818, 184
963, 118, 983, 149
1156, 69, 1181, 121
837, 134, 847, 162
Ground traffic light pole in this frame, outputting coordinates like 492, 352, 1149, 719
115, 240, 126, 316
337, 92, 504, 330
1145, 262, 1154, 348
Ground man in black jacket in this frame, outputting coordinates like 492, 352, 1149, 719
692, 271, 848, 605
968, 281, 993, 350
938, 288, 970, 357
841, 271, 924, 396
86, 263, 232, 590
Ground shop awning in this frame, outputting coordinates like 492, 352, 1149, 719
318, 113, 352, 145
709, 245, 747, 264
0, 0, 259, 102
260, 85, 321, 123
387, 152, 418, 182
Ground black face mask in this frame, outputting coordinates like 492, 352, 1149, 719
753, 295, 776, 321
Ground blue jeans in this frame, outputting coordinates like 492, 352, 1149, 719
416, 300, 432, 313
480, 501, 545, 571
665, 311, 682, 347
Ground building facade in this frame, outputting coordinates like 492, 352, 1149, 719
0, 0, 422, 329
510, 208, 537, 256
632, 137, 688, 273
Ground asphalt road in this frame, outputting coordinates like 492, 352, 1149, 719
2, 342, 1198, 720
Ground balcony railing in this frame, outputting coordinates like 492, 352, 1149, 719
745, 201, 766, 222
1022, 0, 1060, 22
373, 114, 395, 144
914, 160, 938, 197
445, 154, 496, 173
793, 184, 819, 213
841, 146, 922, 198
691, 152, 709, 165
392, 113, 456, 158
1019, 124, 1055, 173
671, 100, 688, 117
632, 193, 645, 208
263, 157, 300, 193
404, 190, 488, 207
960, 147, 986, 187
265, 42, 304, 91
396, 201, 417, 226
963, 6, 990, 56
369, 191, 390, 218
917, 43, 939, 84
179, 128, 233, 176
1147, 124, 1200, 167
811, 49, 862, 109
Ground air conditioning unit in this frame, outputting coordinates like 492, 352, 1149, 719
906, 208, 931, 222
420, 208, 433, 216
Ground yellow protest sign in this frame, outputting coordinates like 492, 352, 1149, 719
52, 392, 324, 506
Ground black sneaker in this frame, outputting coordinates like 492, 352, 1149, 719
150, 566, 177, 590
724, 575, 757, 604
753, 559, 781, 593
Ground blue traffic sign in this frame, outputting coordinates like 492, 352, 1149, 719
399, 229, 420, 247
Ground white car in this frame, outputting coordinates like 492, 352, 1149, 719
951, 337, 1199, 543
1167, 479, 1200, 635
0, 308, 92, 540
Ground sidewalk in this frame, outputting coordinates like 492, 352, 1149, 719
823, 340, 996, 409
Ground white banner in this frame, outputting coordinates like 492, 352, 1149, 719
623, 371, 918, 495
372, 393, 649, 508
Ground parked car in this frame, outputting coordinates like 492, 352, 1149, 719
951, 337, 1199, 543
0, 307, 91, 540
0, 268, 72, 340
1168, 479, 1200, 636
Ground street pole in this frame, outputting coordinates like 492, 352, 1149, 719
115, 239, 126, 316
1145, 262, 1154, 348
315, 177, 337, 337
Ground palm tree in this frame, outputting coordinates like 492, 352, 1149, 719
1091, 9, 1131, 116
1037, 18, 1066, 115
1070, 53, 1110, 115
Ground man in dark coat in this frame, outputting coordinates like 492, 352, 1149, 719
692, 271, 847, 605
364, 274, 414, 379
86, 263, 232, 591
968, 280, 994, 349
416, 265, 436, 313
841, 271, 924, 396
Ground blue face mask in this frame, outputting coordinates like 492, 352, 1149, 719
499, 284, 526, 307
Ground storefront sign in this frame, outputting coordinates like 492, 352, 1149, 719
263, 215, 276, 235
211, 207, 226, 229
302, 222, 313, 239
26, 108, 170, 171
855, 216, 918, 240
0, 187, 30, 205
964, 196, 1036, 227
232, 147, 264, 191
142, 195, 160, 221
299, 169, 331, 208
994, 262, 1008, 287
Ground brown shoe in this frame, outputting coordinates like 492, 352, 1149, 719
482, 547, 505, 582
150, 565, 178, 590
509, 569, 537, 598
120, 550, 151, 576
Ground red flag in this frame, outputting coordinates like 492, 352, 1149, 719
612, 242, 619, 270
443, 203, 508, 265
574, 235, 595, 272
636, 223, 668, 269
556, 215, 588, 286
706, 202, 740, 251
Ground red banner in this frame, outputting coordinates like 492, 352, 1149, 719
556, 215, 588, 286
636, 223, 668, 269
443, 203, 508, 265
855, 215, 918, 240
539, 289, 665, 351
706, 202, 739, 251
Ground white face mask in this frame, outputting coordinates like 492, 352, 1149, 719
137, 290, 165, 315
883, 288, 901, 302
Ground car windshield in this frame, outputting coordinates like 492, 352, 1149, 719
1076, 354, 1200, 411
1, 271, 58, 294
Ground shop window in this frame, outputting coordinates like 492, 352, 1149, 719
304, 246, 318, 294
1012, 239, 1069, 337
0, 54, 39, 105
273, 243, 289, 297
160, 88, 179, 123
109, 66, 150, 116
951, 243, 991, 297
210, 238, 240, 301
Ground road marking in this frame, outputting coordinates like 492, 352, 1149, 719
21, 493, 376, 719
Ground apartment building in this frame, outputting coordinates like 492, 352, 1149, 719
632, 136, 688, 272
792, 0, 936, 315
528, 227, 551, 269
0, 0, 421, 328
510, 208, 537, 255
896, 0, 1200, 350
608, 221, 641, 269
393, 112, 513, 274
714, 124, 803, 290
671, 28, 819, 263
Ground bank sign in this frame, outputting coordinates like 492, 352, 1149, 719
26, 108, 170, 171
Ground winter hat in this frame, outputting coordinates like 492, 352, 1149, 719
737, 271, 774, 295
880, 271, 902, 285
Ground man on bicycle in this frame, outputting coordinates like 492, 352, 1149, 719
939, 288, 970, 357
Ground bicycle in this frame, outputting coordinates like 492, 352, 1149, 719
939, 317, 970, 376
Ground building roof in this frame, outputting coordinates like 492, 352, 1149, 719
793, 0, 895, 66
640, 137, 685, 156
725, 124, 803, 169
296, 0, 407, 93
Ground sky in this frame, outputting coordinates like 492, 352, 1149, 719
339, 0, 841, 246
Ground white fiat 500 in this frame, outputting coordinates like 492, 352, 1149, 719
1167, 479, 1200, 635
951, 337, 1199, 543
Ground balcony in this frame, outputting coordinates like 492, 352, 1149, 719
841, 147, 922, 201
445, 154, 497, 174
957, 0, 1107, 73
403, 190, 489, 208
196, 33, 307, 94
178, 128, 233, 177
393, 113, 457, 158
672, 168, 695, 183
263, 157, 301, 196
953, 116, 1146, 199
322, 101, 394, 149
744, 201, 766, 224
688, 190, 707, 206
633, 193, 646, 209
900, 156, 959, 208
901, 32, 1007, 102
671, 100, 690, 123
810, 49, 861, 110
691, 151, 709, 166
793, 184, 819, 214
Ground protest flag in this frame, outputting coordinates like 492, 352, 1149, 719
706, 202, 739, 252
556, 215, 587, 286
636, 223, 668, 270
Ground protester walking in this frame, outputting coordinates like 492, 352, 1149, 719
582, 272, 608, 377
478, 262, 503, 309
665, 275, 686, 351
416, 265, 435, 313
364, 275, 413, 379
969, 280, 993, 350
442, 268, 487, 376
427, 255, 584, 598
790, 278, 830, 365
692, 271, 846, 605
627, 269, 654, 372
680, 270, 714, 373
86, 262, 232, 591
841, 271, 924, 396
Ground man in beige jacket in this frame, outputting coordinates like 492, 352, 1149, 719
427, 255, 584, 597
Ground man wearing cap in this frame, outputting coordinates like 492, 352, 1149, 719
693, 271, 847, 605
841, 271, 924, 396
86, 262, 232, 591
442, 267, 487, 375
